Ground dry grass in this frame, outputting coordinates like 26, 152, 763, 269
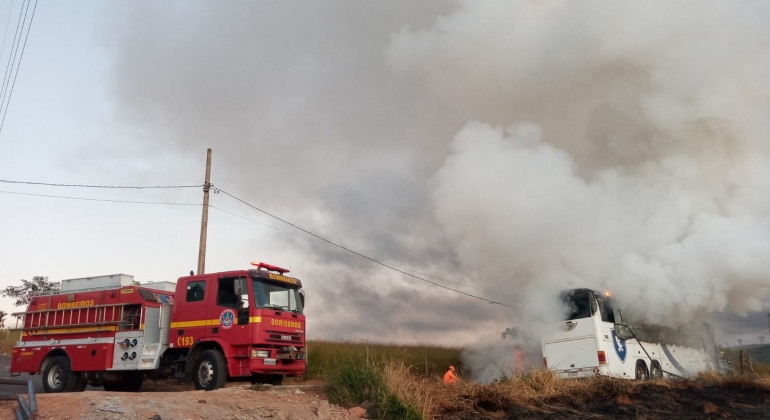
377, 367, 770, 419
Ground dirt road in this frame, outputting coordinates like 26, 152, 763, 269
0, 384, 351, 420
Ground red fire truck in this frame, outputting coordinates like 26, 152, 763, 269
9, 262, 306, 393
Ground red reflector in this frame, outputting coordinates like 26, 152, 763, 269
543, 357, 548, 369
598, 350, 607, 365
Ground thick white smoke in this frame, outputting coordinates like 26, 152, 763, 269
103, 1, 770, 348
401, 1, 770, 327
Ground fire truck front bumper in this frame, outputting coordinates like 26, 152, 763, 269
250, 347, 306, 376
250, 358, 306, 376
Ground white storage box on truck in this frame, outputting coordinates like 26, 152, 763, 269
140, 281, 177, 292
60, 274, 136, 292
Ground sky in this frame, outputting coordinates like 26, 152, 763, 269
1, 1, 770, 349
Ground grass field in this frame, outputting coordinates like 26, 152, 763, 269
305, 340, 462, 380
4, 334, 770, 419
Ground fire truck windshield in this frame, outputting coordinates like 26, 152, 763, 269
252, 279, 303, 314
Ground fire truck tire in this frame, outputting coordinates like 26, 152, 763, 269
72, 373, 88, 392
104, 373, 144, 392
251, 374, 283, 386
42, 356, 77, 393
194, 349, 227, 391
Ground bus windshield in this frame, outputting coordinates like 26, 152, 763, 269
560, 289, 594, 321
252, 279, 303, 314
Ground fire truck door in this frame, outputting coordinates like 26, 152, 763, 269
210, 277, 251, 349
173, 278, 210, 348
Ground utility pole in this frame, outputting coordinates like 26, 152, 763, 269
197, 148, 212, 275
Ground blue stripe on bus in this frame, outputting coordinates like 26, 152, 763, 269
661, 345, 688, 375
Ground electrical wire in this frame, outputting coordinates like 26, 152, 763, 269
718, 326, 768, 335
0, 0, 24, 108
718, 316, 766, 323
0, 179, 203, 189
0, 189, 202, 206
215, 186, 516, 308
0, 0, 16, 71
0, 0, 37, 134
209, 205, 308, 239
210, 202, 518, 301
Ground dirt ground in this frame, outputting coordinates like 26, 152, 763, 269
0, 383, 351, 420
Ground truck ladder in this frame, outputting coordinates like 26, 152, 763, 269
11, 303, 134, 335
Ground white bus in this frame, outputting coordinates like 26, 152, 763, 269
541, 288, 723, 379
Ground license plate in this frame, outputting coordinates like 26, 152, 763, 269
264, 358, 277, 365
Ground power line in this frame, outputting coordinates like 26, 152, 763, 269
0, 179, 202, 189
0, 0, 37, 134
0, 0, 16, 71
718, 316, 767, 323
215, 186, 516, 308
209, 205, 308, 239
210, 202, 518, 300
0, 0, 25, 117
0, 189, 202, 206
718, 326, 768, 335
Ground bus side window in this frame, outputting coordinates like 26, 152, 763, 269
596, 295, 615, 323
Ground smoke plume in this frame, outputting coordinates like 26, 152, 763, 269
101, 1, 770, 347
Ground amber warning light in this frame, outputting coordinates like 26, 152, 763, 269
251, 261, 290, 274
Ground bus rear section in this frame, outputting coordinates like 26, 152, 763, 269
541, 289, 607, 378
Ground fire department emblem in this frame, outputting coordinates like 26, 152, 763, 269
611, 329, 626, 363
219, 309, 236, 329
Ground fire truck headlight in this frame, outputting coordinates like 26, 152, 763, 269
252, 350, 270, 358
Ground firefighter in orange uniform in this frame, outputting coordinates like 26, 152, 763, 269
443, 365, 459, 385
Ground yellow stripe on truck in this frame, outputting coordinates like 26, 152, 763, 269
169, 317, 263, 328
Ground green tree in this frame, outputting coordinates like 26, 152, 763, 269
1, 276, 60, 307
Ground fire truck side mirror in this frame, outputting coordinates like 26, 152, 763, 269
234, 278, 243, 296
299, 290, 305, 309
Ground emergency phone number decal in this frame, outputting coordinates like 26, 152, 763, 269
177, 336, 194, 346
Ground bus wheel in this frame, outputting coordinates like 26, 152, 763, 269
194, 349, 227, 391
42, 356, 77, 393
650, 361, 663, 379
635, 361, 649, 380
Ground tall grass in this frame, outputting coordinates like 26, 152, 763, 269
324, 353, 425, 420
306, 340, 461, 380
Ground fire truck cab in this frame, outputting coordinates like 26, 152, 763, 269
9, 262, 306, 393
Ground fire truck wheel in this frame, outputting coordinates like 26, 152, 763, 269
104, 373, 144, 392
194, 349, 227, 391
251, 374, 283, 386
72, 373, 88, 392
42, 356, 77, 393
